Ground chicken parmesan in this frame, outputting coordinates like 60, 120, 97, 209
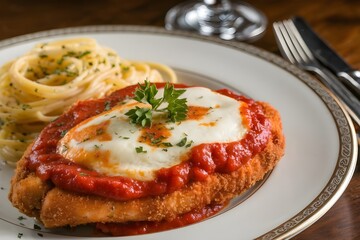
9, 82, 285, 236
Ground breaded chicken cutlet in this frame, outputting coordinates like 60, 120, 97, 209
9, 83, 285, 235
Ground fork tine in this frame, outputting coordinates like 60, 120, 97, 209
284, 20, 314, 61
274, 19, 360, 127
274, 21, 304, 64
273, 22, 296, 64
282, 20, 309, 63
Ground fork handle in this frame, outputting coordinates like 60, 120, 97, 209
313, 67, 360, 126
338, 70, 360, 98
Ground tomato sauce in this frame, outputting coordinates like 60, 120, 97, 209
27, 83, 271, 201
96, 202, 225, 236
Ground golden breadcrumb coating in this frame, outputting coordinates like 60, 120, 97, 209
9, 101, 285, 228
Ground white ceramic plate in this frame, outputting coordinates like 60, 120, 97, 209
0, 26, 357, 240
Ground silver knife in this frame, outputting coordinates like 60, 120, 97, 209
292, 16, 360, 98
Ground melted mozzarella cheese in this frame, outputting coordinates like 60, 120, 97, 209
57, 87, 248, 181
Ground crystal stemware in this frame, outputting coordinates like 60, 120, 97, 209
165, 0, 267, 41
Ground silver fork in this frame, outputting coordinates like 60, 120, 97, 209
273, 19, 360, 129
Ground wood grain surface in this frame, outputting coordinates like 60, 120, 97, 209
0, 0, 359, 239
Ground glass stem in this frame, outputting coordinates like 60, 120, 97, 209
196, 0, 240, 34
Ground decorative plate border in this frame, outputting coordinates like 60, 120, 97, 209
0, 25, 357, 239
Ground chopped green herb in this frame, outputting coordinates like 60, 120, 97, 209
21, 104, 31, 111
65, 51, 76, 57
17, 233, 23, 239
125, 81, 188, 127
34, 224, 41, 230
65, 70, 78, 77
185, 140, 194, 148
148, 134, 165, 145
121, 66, 130, 71
17, 216, 26, 221
39, 53, 48, 58
135, 146, 147, 153
77, 50, 91, 58
175, 136, 193, 148
57, 50, 91, 65
176, 137, 188, 147
81, 137, 90, 143
150, 138, 162, 145
126, 107, 152, 127
40, 66, 49, 76
37, 233, 44, 237
60, 130, 67, 137
161, 142, 173, 147
104, 101, 111, 111
57, 58, 65, 65
79, 172, 88, 176
56, 122, 65, 127
52, 69, 62, 75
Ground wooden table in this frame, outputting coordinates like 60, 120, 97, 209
0, 0, 359, 239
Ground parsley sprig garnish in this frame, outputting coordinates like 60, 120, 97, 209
125, 81, 188, 127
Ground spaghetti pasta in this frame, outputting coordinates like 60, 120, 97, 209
0, 38, 177, 164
